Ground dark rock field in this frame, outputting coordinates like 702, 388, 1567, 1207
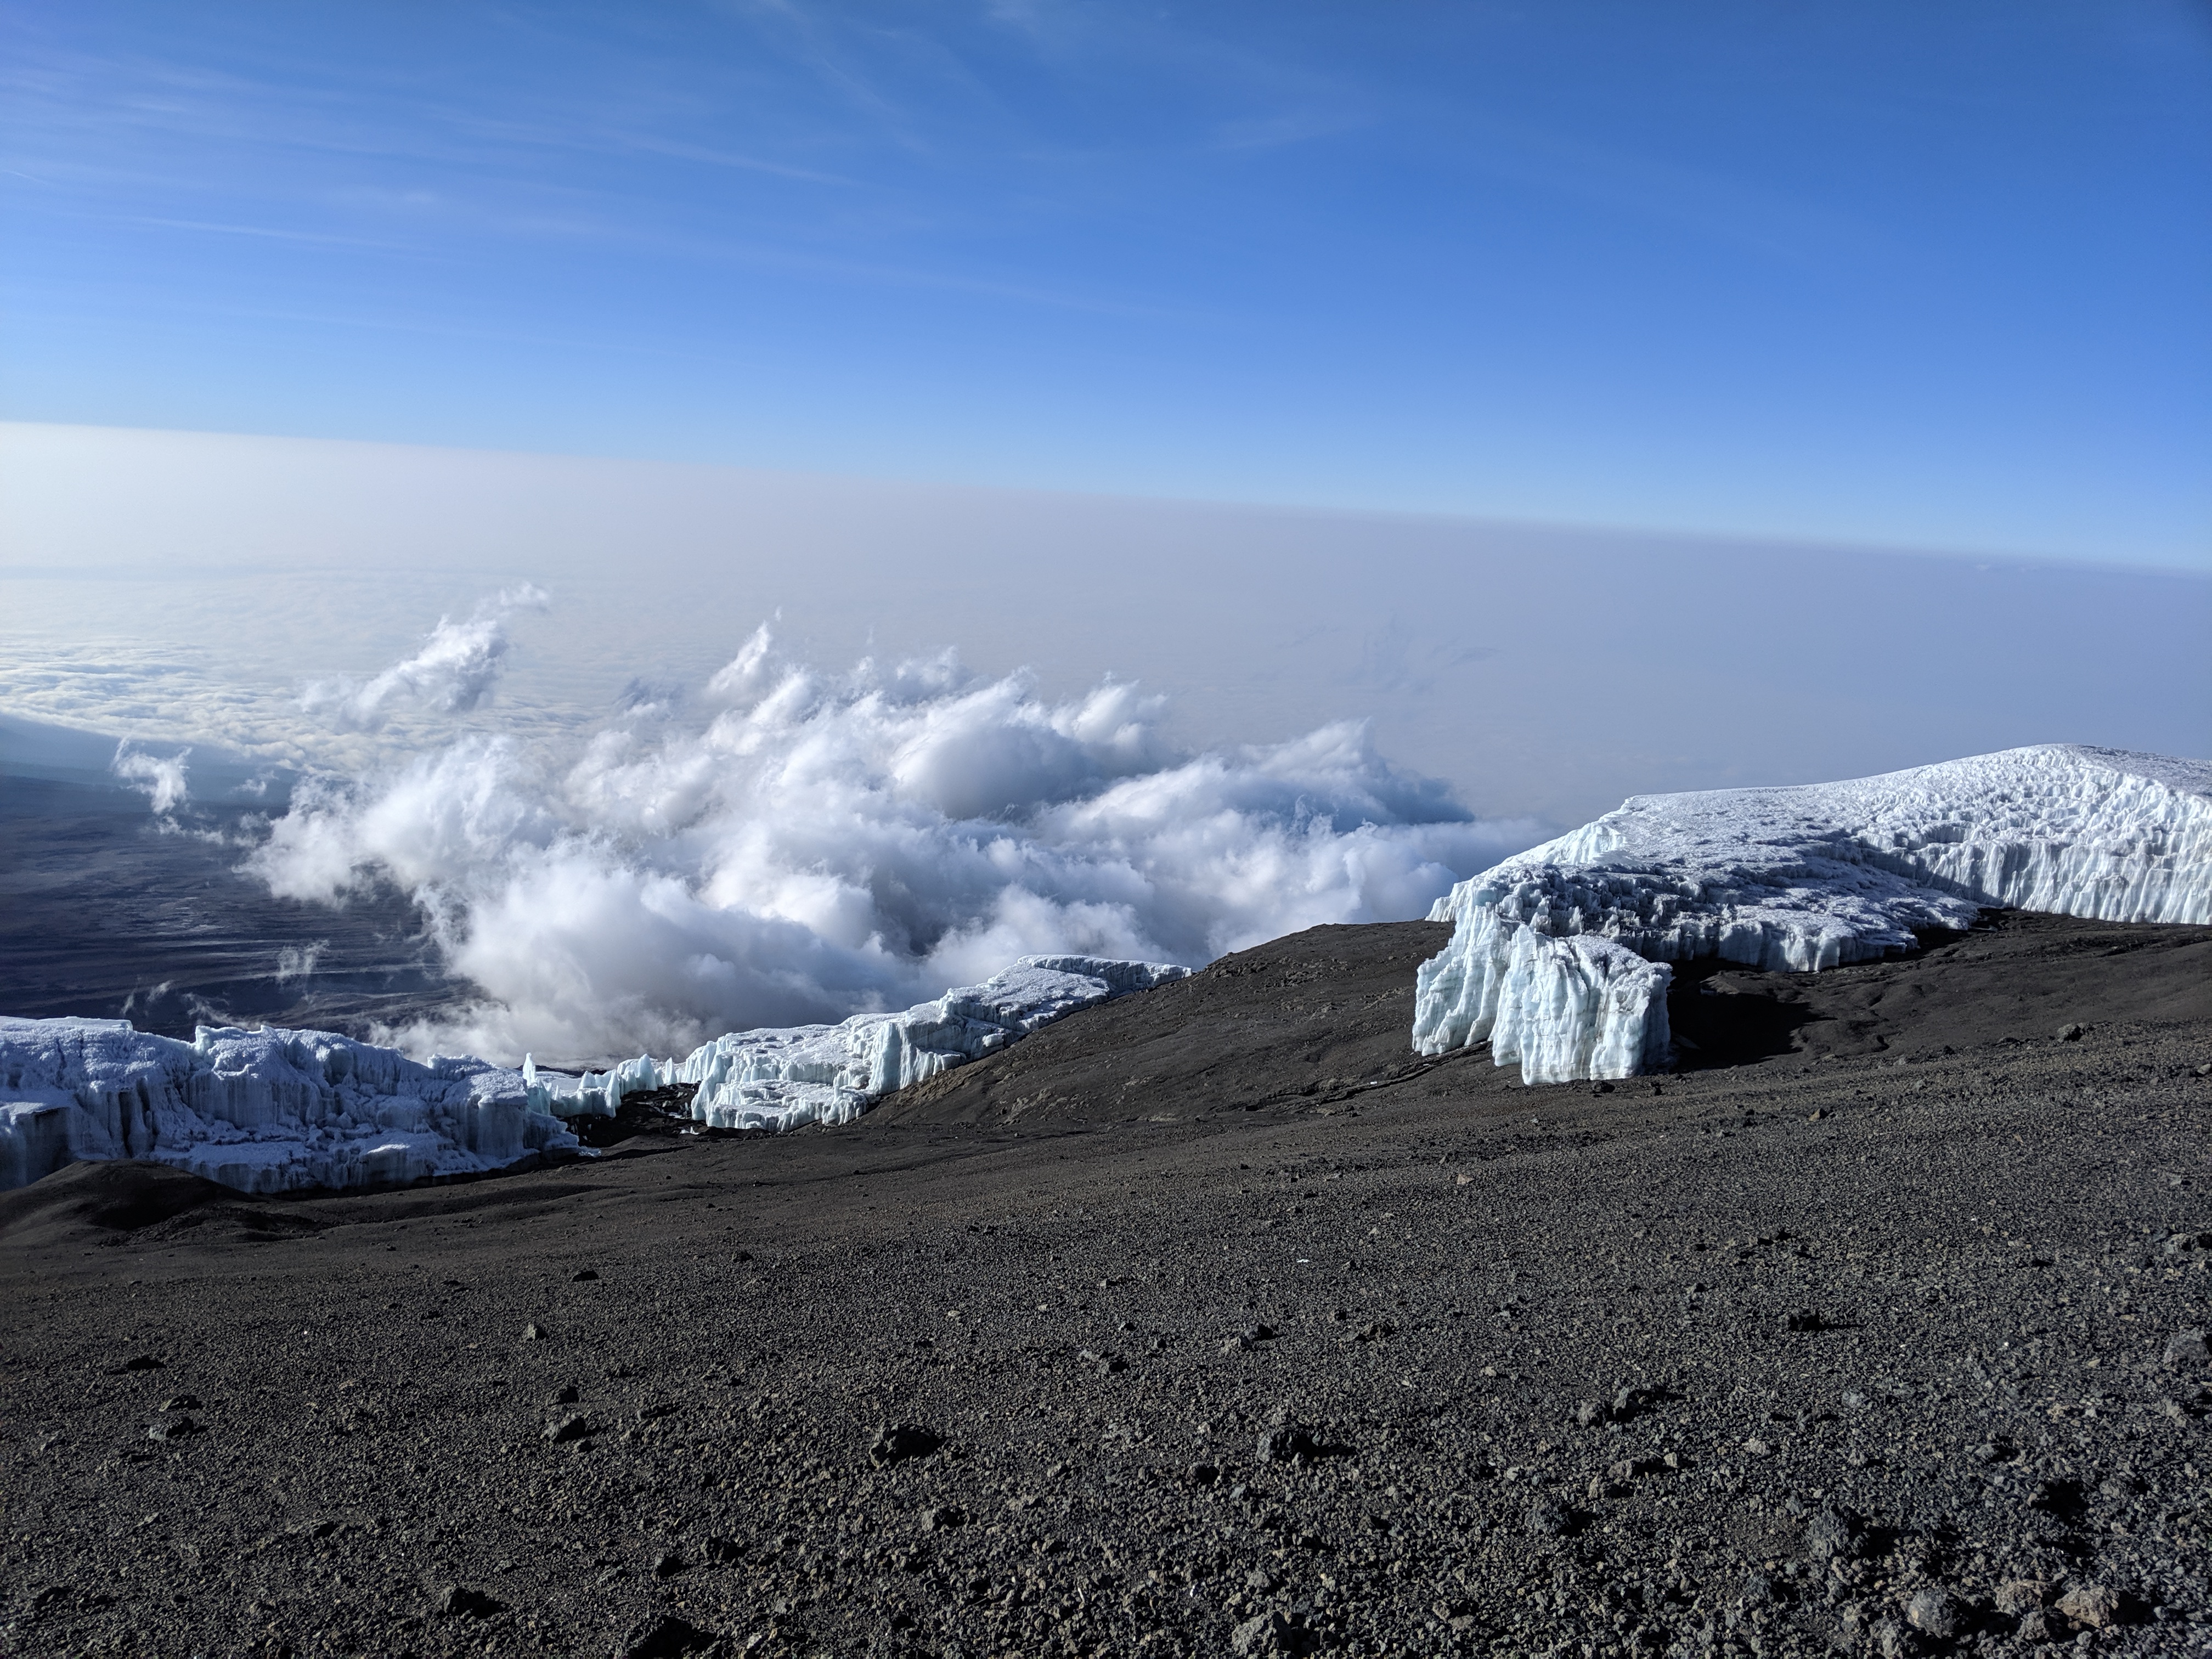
3, 911, 2208, 1658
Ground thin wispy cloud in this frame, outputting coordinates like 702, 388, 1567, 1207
2, 5, 2198, 563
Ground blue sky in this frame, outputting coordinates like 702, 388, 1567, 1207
3, 1, 2208, 566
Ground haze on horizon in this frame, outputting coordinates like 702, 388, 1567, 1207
2, 1, 2207, 567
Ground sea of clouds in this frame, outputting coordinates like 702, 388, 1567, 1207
212, 598, 1538, 1066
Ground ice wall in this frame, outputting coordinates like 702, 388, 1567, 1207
1414, 745, 2212, 1082
0, 953, 1188, 1194
567, 955, 1191, 1133
0, 1018, 577, 1194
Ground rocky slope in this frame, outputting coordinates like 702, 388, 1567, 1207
2, 913, 2208, 1659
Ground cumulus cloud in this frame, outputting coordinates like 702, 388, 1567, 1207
247, 622, 1541, 1065
111, 743, 190, 815
302, 584, 549, 732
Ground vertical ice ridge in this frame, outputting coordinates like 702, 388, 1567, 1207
652, 955, 1190, 1133
1413, 744, 2212, 1084
1, 954, 1192, 1190
0, 1018, 577, 1194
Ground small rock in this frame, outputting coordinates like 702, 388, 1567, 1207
1803, 1505, 1866, 1564
1741, 1436, 1773, 1457
702, 1536, 744, 1564
554, 1384, 580, 1404
145, 1416, 198, 1443
1994, 1579, 2047, 1616
650, 1549, 683, 1577
118, 1353, 164, 1373
1229, 1609, 1317, 1657
2056, 1023, 2085, 1042
919, 1505, 965, 1532
1590, 1081, 1615, 1095
521, 1323, 545, 1341
1454, 1172, 1475, 1186
159, 1395, 200, 1412
571, 1268, 599, 1281
1870, 1617, 1914, 1658
544, 1413, 592, 1444
1907, 1588, 1967, 1639
1525, 1496, 1571, 1537
1220, 1335, 1251, 1355
1785, 1309, 1826, 1333
1574, 1399, 1604, 1428
2056, 1583, 2121, 1629
869, 1422, 943, 1467
1256, 1424, 1323, 1465
2015, 1609, 2054, 1643
2026, 1476, 2083, 1515
434, 1584, 500, 1619
613, 1612, 716, 1658
2164, 1328, 2209, 1372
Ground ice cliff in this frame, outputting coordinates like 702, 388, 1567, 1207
0, 1019, 574, 1194
541, 956, 1189, 1135
1413, 744, 2212, 1085
1, 955, 1186, 1193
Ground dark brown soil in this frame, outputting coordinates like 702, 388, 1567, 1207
3, 913, 2209, 1659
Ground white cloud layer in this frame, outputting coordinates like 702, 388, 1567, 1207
111, 743, 190, 815
300, 585, 548, 731
247, 622, 1538, 1065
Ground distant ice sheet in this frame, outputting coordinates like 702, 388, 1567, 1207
0, 1018, 574, 1194
0, 953, 1186, 1192
533, 955, 1188, 1134
1413, 745, 2212, 1084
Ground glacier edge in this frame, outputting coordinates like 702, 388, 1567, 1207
1412, 744, 2212, 1085
0, 955, 1188, 1194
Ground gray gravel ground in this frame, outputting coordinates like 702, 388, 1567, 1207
2, 912, 2208, 1659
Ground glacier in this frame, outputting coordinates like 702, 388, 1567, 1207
539, 956, 1189, 1135
0, 1019, 575, 1195
0, 955, 1186, 1193
1414, 744, 2212, 1085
